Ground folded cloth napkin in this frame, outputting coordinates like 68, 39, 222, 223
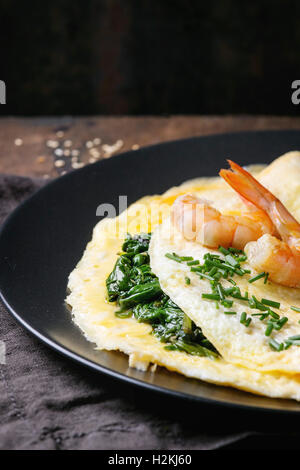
0, 174, 299, 450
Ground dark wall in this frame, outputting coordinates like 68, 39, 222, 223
2, 0, 300, 115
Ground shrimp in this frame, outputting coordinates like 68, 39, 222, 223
220, 160, 300, 288
171, 193, 275, 250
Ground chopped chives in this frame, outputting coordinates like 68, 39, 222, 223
221, 299, 233, 308
287, 334, 300, 341
228, 247, 244, 254
236, 255, 247, 262
187, 260, 199, 266
190, 266, 203, 272
198, 272, 216, 281
244, 318, 252, 327
216, 284, 225, 300
248, 272, 266, 283
264, 272, 269, 284
208, 266, 218, 276
180, 256, 194, 261
202, 293, 220, 300
223, 287, 235, 295
260, 314, 269, 321
165, 253, 182, 262
269, 338, 283, 351
287, 339, 300, 346
225, 254, 239, 267
265, 323, 274, 336
224, 311, 236, 315
291, 306, 300, 313
268, 310, 280, 320
185, 276, 191, 285
240, 312, 247, 324
261, 298, 280, 309
273, 317, 288, 330
218, 246, 230, 255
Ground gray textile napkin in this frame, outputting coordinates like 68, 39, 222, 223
0, 174, 296, 450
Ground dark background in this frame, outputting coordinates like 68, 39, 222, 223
2, 0, 300, 116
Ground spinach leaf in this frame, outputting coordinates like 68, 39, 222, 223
105, 233, 219, 360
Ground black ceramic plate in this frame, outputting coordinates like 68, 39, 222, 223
1, 130, 300, 413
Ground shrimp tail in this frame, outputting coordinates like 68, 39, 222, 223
220, 160, 300, 249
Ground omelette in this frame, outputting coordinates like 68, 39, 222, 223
67, 151, 300, 401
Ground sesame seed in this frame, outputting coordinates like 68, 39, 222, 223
71, 149, 80, 157
85, 141, 93, 149
71, 156, 78, 163
89, 157, 96, 163
63, 149, 71, 157
14, 138, 23, 146
54, 148, 63, 157
72, 162, 85, 169
46, 140, 59, 148
63, 140, 72, 147
89, 148, 100, 158
43, 174, 50, 179
131, 144, 140, 150
102, 139, 124, 158
93, 138, 101, 145
54, 159, 65, 168
56, 131, 64, 138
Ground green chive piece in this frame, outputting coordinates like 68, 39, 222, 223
261, 298, 280, 309
287, 334, 300, 341
273, 317, 288, 330
259, 313, 269, 321
221, 299, 234, 308
229, 279, 237, 286
197, 272, 215, 281
268, 310, 280, 320
240, 312, 247, 324
224, 311, 237, 315
291, 306, 300, 313
228, 247, 245, 254
269, 338, 283, 351
264, 272, 269, 284
202, 293, 220, 300
248, 272, 266, 283
265, 323, 274, 336
180, 256, 193, 261
244, 318, 252, 327
208, 266, 218, 277
165, 253, 182, 263
185, 276, 191, 285
187, 260, 199, 266
216, 284, 225, 300
219, 246, 230, 255
287, 340, 300, 346
225, 254, 239, 267
190, 266, 203, 273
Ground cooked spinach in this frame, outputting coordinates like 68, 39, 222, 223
106, 233, 218, 359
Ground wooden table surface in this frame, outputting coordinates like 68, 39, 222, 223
1, 116, 300, 178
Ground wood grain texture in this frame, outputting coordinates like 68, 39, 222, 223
1, 116, 300, 178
